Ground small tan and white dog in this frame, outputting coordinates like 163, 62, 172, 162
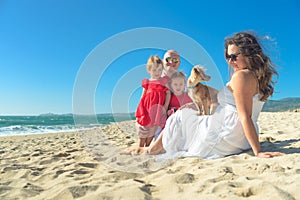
187, 65, 219, 115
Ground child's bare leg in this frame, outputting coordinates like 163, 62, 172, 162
139, 138, 146, 147
145, 126, 155, 147
145, 136, 154, 147
137, 125, 150, 147
127, 126, 165, 155
127, 130, 165, 155
146, 130, 165, 154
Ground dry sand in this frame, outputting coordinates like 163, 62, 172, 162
0, 112, 299, 200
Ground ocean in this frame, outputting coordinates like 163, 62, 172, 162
0, 113, 135, 137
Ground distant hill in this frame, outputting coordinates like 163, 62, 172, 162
262, 97, 300, 112
39, 112, 57, 116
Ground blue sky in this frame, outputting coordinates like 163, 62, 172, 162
0, 0, 299, 115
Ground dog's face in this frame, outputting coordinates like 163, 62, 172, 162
188, 65, 211, 84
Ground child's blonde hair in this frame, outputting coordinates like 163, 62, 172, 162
146, 55, 163, 71
168, 71, 187, 90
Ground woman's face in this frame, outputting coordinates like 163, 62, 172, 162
226, 44, 248, 72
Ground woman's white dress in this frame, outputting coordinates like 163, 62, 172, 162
161, 84, 264, 159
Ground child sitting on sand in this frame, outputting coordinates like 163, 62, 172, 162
135, 55, 171, 147
167, 71, 193, 116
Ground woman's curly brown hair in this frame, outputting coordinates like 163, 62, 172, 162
224, 32, 278, 101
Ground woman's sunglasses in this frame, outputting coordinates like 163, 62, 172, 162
165, 57, 179, 63
226, 52, 240, 62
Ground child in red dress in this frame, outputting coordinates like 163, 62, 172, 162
167, 71, 193, 116
136, 56, 171, 147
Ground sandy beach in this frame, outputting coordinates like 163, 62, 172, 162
0, 112, 300, 200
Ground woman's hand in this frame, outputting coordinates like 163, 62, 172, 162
256, 151, 284, 158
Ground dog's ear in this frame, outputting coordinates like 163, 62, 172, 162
193, 65, 201, 73
194, 65, 206, 72
199, 65, 206, 72
195, 65, 204, 75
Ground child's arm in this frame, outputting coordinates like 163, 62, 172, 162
140, 88, 146, 99
167, 108, 176, 116
179, 102, 198, 110
139, 79, 148, 99
163, 90, 171, 112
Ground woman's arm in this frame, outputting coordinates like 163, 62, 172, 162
229, 70, 283, 158
230, 70, 261, 155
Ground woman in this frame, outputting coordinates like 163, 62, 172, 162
130, 31, 282, 159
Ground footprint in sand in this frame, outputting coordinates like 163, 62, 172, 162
22, 182, 44, 197
68, 185, 99, 198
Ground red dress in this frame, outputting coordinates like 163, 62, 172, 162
136, 76, 169, 127
169, 92, 193, 111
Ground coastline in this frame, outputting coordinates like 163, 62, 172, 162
0, 112, 299, 199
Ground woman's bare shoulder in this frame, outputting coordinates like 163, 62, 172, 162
231, 69, 257, 84
230, 69, 258, 93
232, 69, 255, 79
